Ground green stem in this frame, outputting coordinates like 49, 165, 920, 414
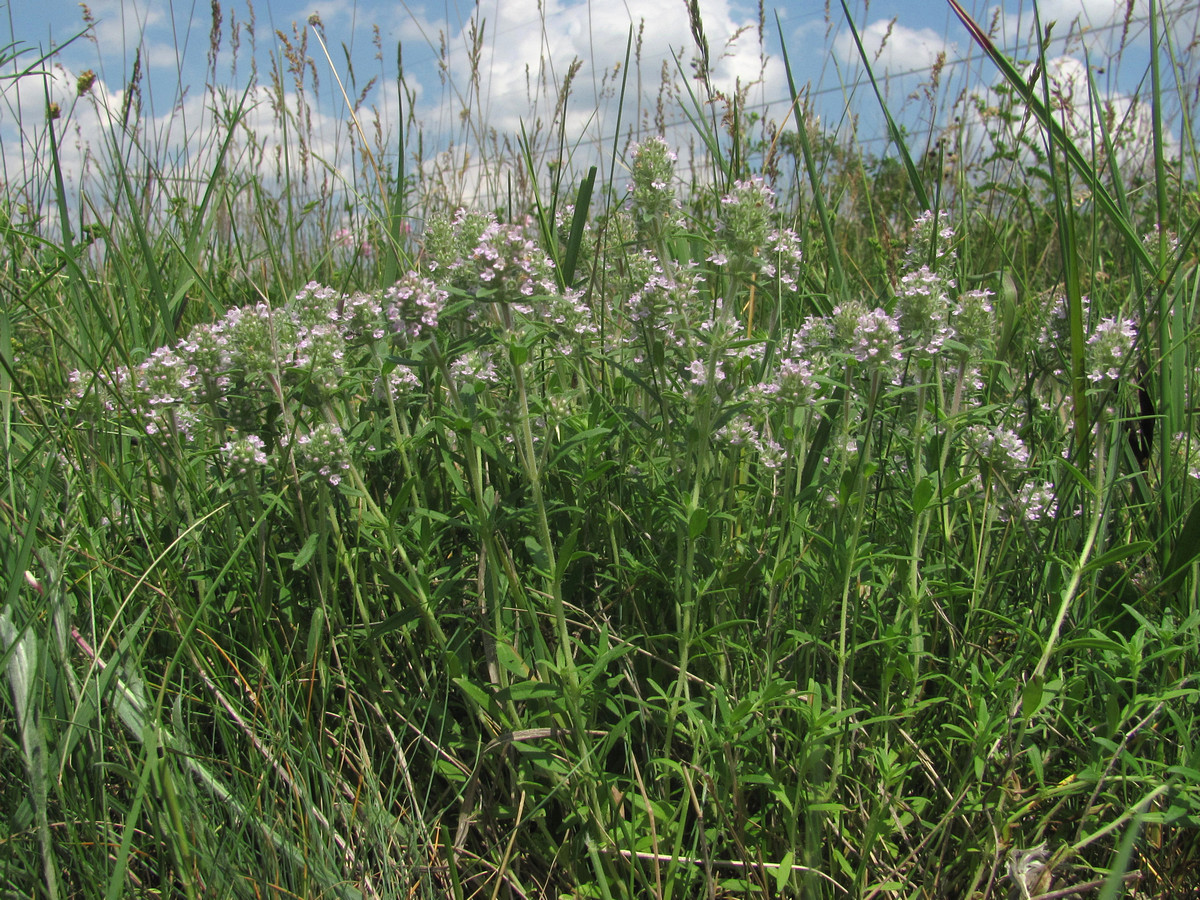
831, 368, 882, 788
907, 378, 929, 697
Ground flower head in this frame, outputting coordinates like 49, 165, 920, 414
223, 433, 270, 475
905, 210, 957, 275
895, 265, 953, 358
289, 422, 351, 487
1086, 315, 1137, 387
385, 272, 448, 341
628, 137, 680, 226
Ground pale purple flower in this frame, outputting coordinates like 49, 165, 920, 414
292, 422, 351, 487
385, 272, 448, 341
968, 423, 1031, 471
905, 210, 957, 274
896, 265, 953, 358
1005, 480, 1059, 522
293, 323, 346, 395
952, 289, 994, 354
375, 365, 421, 402
1086, 315, 1137, 386
223, 434, 270, 475
293, 281, 341, 327
847, 306, 903, 369
628, 136, 679, 222
450, 349, 500, 388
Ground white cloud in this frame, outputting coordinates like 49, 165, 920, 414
835, 18, 957, 76
983, 0, 1198, 60
408, 0, 786, 203
958, 54, 1177, 182
0, 56, 379, 241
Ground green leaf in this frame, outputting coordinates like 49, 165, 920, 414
912, 476, 934, 516
1027, 742, 1045, 788
523, 536, 550, 574
562, 167, 596, 286
453, 677, 495, 715
495, 641, 530, 678
1021, 676, 1043, 720
1160, 497, 1200, 601
775, 851, 795, 892
554, 528, 580, 586
368, 607, 421, 640
292, 531, 320, 571
496, 680, 560, 704
1086, 542, 1153, 573
688, 505, 709, 541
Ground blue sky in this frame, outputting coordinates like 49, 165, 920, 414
2, 0, 1194, 207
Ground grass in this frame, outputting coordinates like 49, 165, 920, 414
2, 1, 1200, 897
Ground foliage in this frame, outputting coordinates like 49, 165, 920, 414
2, 3, 1200, 898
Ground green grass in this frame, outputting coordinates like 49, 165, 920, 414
3, 3, 1200, 898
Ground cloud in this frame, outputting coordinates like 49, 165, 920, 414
983, 0, 1198, 61
835, 18, 957, 76
0, 55, 380, 242
404, 0, 785, 200
957, 54, 1177, 182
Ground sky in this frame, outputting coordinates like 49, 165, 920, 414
2, 0, 1196, 211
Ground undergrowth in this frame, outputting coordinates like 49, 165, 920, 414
2, 2, 1200, 898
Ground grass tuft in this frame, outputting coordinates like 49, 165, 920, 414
3, 2, 1200, 897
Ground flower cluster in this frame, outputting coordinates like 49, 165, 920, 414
1086, 315, 1138, 388
286, 423, 351, 486
764, 214, 995, 389
539, 289, 599, 357
385, 272, 448, 341
224, 302, 294, 382
1142, 225, 1181, 258
292, 323, 346, 395
951, 288, 995, 355
967, 423, 1030, 471
331, 226, 373, 257
222, 434, 270, 475
622, 256, 703, 366
339, 290, 388, 345
453, 216, 558, 304
715, 177, 775, 263
760, 227, 805, 295
1005, 480, 1059, 522
628, 136, 680, 229
449, 348, 501, 391
963, 422, 1061, 522
895, 265, 953, 359
832, 301, 904, 374
177, 322, 232, 400
751, 355, 818, 407
375, 365, 421, 403
68, 277, 419, 483
292, 282, 341, 327
905, 210, 957, 275
423, 208, 494, 276
710, 178, 804, 299
422, 209, 561, 322
1037, 295, 1137, 389
715, 413, 785, 470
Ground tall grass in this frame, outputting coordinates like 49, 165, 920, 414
3, 2, 1200, 898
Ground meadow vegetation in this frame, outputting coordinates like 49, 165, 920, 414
2, 1, 1199, 897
